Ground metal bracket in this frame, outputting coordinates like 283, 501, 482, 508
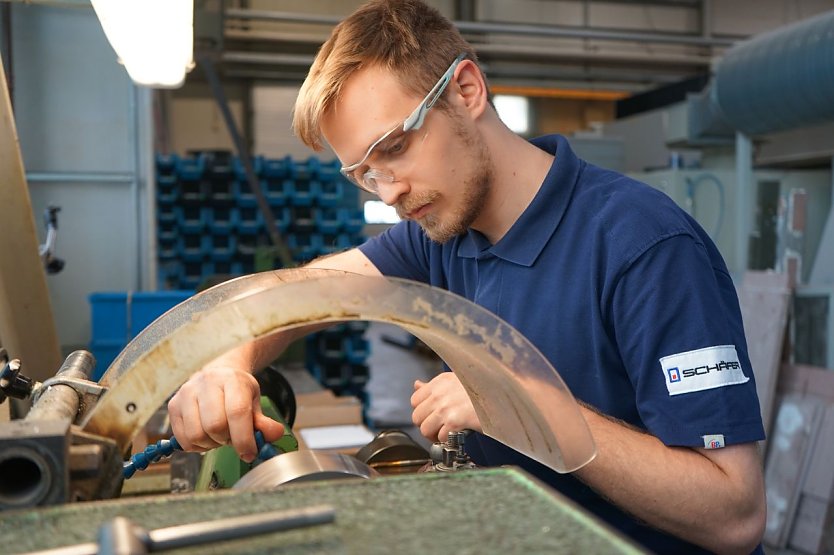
33, 376, 108, 407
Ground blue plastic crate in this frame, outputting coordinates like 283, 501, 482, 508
89, 292, 130, 343
317, 179, 344, 207
156, 153, 179, 174
130, 291, 194, 335
207, 178, 235, 204
237, 206, 264, 235
207, 234, 237, 261
262, 156, 293, 179
264, 178, 293, 207
89, 340, 125, 381
158, 237, 178, 260
206, 206, 239, 235
289, 180, 317, 207
233, 156, 264, 180
177, 234, 206, 262
233, 178, 261, 208
176, 206, 208, 233
176, 154, 206, 181
290, 206, 316, 232
315, 207, 343, 234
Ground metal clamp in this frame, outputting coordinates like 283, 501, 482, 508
32, 376, 108, 406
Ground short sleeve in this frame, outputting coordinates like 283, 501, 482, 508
611, 234, 765, 447
358, 221, 431, 282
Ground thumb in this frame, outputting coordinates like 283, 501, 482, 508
254, 412, 285, 443
414, 380, 426, 390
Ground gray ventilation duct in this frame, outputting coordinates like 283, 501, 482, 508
692, 10, 834, 138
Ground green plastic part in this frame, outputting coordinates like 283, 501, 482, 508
194, 397, 298, 491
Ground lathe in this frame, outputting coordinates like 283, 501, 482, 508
0, 270, 643, 554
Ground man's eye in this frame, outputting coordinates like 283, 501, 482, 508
384, 139, 406, 156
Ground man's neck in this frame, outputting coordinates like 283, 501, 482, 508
472, 126, 555, 245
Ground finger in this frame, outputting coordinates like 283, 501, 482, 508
411, 397, 433, 427
414, 380, 426, 389
411, 382, 431, 408
419, 412, 443, 443
224, 379, 259, 461
181, 394, 218, 451
438, 424, 450, 443
197, 386, 233, 447
254, 412, 285, 443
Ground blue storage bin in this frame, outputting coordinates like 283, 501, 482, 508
157, 203, 177, 224
264, 178, 293, 207
344, 335, 370, 364
233, 156, 263, 180
274, 207, 292, 233
207, 178, 235, 204
176, 206, 208, 233
289, 180, 317, 207
341, 209, 365, 234
317, 179, 344, 207
90, 340, 125, 381
202, 260, 243, 277
288, 233, 322, 261
290, 206, 316, 232
158, 237, 178, 260
89, 292, 130, 343
176, 154, 206, 181
177, 233, 206, 262
157, 218, 178, 241
207, 234, 237, 261
262, 156, 293, 179
206, 206, 238, 235
237, 206, 264, 235
130, 291, 194, 334
156, 174, 179, 204
315, 207, 343, 234
233, 178, 260, 208
156, 153, 179, 174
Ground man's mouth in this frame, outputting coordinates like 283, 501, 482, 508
406, 203, 432, 220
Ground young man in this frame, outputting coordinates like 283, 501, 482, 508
169, 1, 766, 552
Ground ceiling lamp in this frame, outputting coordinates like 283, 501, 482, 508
91, 0, 194, 88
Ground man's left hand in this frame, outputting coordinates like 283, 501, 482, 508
411, 372, 481, 442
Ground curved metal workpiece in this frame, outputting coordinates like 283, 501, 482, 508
234, 450, 379, 490
81, 270, 596, 473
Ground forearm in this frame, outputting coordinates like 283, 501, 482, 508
573, 407, 764, 554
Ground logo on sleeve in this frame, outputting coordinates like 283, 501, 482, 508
703, 434, 725, 449
659, 345, 749, 396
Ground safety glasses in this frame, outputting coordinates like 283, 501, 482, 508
340, 53, 467, 194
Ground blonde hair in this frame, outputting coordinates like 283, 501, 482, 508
293, 0, 481, 151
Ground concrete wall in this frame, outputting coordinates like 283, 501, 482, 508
12, 3, 153, 348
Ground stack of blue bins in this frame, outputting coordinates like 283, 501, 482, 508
155, 151, 371, 412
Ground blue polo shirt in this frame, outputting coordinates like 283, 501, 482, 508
359, 134, 765, 553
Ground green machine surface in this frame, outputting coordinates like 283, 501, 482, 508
195, 397, 299, 491
2, 468, 644, 554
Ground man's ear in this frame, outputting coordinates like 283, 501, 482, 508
452, 60, 489, 119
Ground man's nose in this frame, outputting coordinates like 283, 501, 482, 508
377, 178, 410, 206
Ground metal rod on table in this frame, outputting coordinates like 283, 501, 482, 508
22, 505, 336, 555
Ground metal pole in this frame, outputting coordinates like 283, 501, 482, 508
197, 54, 293, 267
25, 172, 134, 184
735, 132, 753, 276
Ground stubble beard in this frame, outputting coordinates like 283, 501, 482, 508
396, 127, 494, 244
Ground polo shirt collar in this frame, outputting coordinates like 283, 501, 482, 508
456, 134, 582, 266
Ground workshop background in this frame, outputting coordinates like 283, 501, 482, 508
3, 1, 834, 553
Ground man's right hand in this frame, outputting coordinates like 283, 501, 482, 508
168, 366, 285, 462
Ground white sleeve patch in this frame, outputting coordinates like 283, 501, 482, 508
659, 345, 749, 396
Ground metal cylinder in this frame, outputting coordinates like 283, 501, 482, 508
26, 350, 96, 423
